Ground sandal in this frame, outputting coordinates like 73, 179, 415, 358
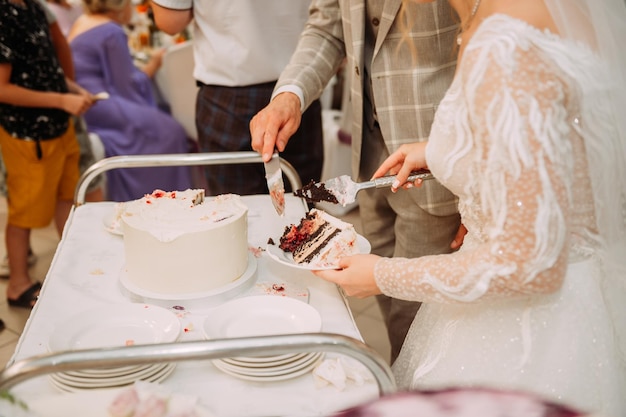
8, 281, 42, 309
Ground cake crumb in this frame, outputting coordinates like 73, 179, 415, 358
294, 180, 339, 204
249, 246, 264, 258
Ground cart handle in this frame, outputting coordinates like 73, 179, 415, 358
0, 333, 396, 396
74, 151, 303, 207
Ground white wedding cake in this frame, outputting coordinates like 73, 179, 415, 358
121, 190, 248, 295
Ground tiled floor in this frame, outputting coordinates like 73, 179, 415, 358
0, 198, 391, 369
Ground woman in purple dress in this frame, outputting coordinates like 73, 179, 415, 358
68, 0, 192, 201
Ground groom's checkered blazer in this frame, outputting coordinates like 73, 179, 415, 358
276, 0, 459, 216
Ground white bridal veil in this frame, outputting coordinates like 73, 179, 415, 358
545, 0, 626, 359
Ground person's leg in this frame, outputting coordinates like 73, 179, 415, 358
0, 128, 46, 306
0, 242, 37, 278
0, 148, 38, 277
85, 188, 104, 203
358, 122, 422, 364
358, 121, 460, 364
0, 123, 78, 306
358, 184, 422, 364
54, 199, 73, 236
5, 224, 37, 305
55, 120, 81, 236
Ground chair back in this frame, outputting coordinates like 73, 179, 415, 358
154, 41, 198, 140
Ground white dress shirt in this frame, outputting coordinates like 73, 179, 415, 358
151, 0, 310, 87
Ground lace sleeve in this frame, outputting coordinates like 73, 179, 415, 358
375, 29, 576, 303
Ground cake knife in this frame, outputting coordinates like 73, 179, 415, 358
295, 169, 434, 207
264, 152, 285, 216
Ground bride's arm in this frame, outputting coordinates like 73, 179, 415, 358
375, 35, 574, 303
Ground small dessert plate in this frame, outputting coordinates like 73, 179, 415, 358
265, 234, 371, 270
48, 304, 181, 352
202, 295, 321, 340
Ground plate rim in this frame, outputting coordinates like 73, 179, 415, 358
202, 295, 321, 340
214, 352, 323, 377
48, 304, 181, 352
52, 363, 170, 386
49, 363, 176, 391
222, 352, 309, 368
64, 364, 146, 378
212, 354, 323, 382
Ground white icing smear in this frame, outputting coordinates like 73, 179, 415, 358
321, 176, 358, 207
314, 208, 352, 229
121, 190, 248, 242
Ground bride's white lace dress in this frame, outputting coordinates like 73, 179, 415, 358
374, 15, 625, 417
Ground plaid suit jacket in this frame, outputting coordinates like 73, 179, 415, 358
275, 0, 459, 216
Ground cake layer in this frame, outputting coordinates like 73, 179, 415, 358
293, 222, 340, 264
279, 209, 358, 268
122, 191, 249, 295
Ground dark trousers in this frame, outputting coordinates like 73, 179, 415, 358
196, 81, 324, 195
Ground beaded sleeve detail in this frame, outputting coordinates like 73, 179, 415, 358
374, 15, 598, 304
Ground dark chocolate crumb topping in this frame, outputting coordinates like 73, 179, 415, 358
293, 180, 339, 204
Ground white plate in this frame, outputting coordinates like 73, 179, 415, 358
215, 352, 322, 376
58, 365, 154, 383
49, 363, 176, 392
64, 364, 146, 378
222, 352, 309, 368
202, 295, 321, 340
265, 234, 371, 270
230, 352, 303, 364
212, 353, 322, 382
48, 304, 181, 352
53, 363, 167, 386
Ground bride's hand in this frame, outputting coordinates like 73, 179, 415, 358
372, 142, 429, 191
312, 254, 381, 298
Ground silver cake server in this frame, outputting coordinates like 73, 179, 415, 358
295, 169, 434, 207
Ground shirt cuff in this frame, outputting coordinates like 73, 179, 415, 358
150, 0, 192, 10
272, 85, 305, 113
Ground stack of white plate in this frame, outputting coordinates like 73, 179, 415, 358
49, 363, 176, 393
203, 295, 323, 381
212, 351, 324, 382
47, 304, 181, 392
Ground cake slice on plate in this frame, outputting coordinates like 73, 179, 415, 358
277, 209, 359, 268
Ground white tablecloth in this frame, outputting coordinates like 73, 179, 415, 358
9, 195, 379, 416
